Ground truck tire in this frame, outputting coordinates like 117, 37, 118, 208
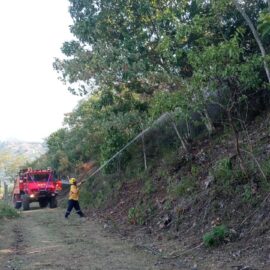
22, 196, 30, 211
13, 195, 22, 209
39, 199, 48, 208
49, 197, 57, 208
15, 201, 22, 209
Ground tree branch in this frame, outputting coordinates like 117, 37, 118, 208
233, 0, 270, 83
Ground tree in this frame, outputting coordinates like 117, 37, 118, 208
55, 1, 217, 96
188, 37, 262, 172
233, 0, 270, 82
46, 0, 270, 179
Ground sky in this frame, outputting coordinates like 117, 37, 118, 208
0, 0, 81, 142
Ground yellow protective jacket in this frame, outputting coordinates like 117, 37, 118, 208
69, 184, 79, 201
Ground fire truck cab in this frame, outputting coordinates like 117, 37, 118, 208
12, 168, 61, 211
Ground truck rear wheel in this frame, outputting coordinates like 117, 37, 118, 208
49, 197, 57, 208
22, 195, 30, 211
39, 199, 48, 208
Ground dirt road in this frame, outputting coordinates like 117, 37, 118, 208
0, 205, 185, 270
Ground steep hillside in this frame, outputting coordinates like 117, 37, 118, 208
83, 110, 270, 270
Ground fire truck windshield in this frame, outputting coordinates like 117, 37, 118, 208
30, 174, 50, 182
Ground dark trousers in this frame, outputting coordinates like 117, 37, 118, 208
65, 199, 84, 218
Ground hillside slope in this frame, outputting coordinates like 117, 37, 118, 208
0, 140, 46, 184
0, 140, 46, 160
86, 110, 270, 269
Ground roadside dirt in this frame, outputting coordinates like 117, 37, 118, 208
0, 204, 189, 270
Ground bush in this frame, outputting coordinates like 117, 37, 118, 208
128, 205, 146, 225
0, 201, 19, 219
168, 175, 197, 198
212, 158, 247, 196
261, 158, 270, 180
242, 184, 254, 203
191, 165, 201, 177
213, 158, 233, 184
203, 225, 229, 247
143, 178, 156, 195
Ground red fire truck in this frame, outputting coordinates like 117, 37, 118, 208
12, 168, 62, 211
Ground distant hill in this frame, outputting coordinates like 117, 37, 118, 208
0, 140, 46, 161
0, 140, 47, 182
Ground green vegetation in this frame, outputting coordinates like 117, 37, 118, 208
0, 201, 19, 219
19, 4, 270, 262
168, 176, 197, 198
127, 200, 156, 225
28, 1, 270, 212
79, 175, 120, 208
212, 157, 249, 196
143, 178, 156, 195
203, 225, 230, 247
261, 158, 270, 180
191, 165, 201, 178
213, 158, 234, 186
128, 205, 146, 225
242, 184, 255, 203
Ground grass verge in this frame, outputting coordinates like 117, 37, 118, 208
0, 201, 19, 219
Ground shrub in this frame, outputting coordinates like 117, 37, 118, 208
191, 165, 200, 177
203, 225, 229, 247
0, 201, 19, 219
213, 158, 233, 184
261, 159, 270, 180
128, 205, 146, 225
168, 175, 197, 198
242, 184, 253, 203
164, 199, 173, 210
143, 178, 156, 195
79, 188, 94, 207
212, 158, 247, 196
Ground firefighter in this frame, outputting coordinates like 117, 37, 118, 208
65, 178, 85, 218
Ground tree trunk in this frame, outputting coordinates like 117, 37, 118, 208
227, 110, 247, 176
172, 121, 188, 151
4, 182, 8, 202
233, 0, 270, 83
185, 117, 191, 140
200, 109, 215, 135
167, 113, 188, 151
141, 134, 147, 171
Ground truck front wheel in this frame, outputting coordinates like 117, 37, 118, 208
15, 201, 22, 209
39, 199, 48, 208
13, 195, 22, 209
22, 195, 30, 211
49, 196, 57, 208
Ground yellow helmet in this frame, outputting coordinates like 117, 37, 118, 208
69, 178, 77, 185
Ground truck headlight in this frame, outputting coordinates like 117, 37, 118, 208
30, 194, 35, 198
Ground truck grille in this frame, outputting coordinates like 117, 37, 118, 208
39, 190, 49, 196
